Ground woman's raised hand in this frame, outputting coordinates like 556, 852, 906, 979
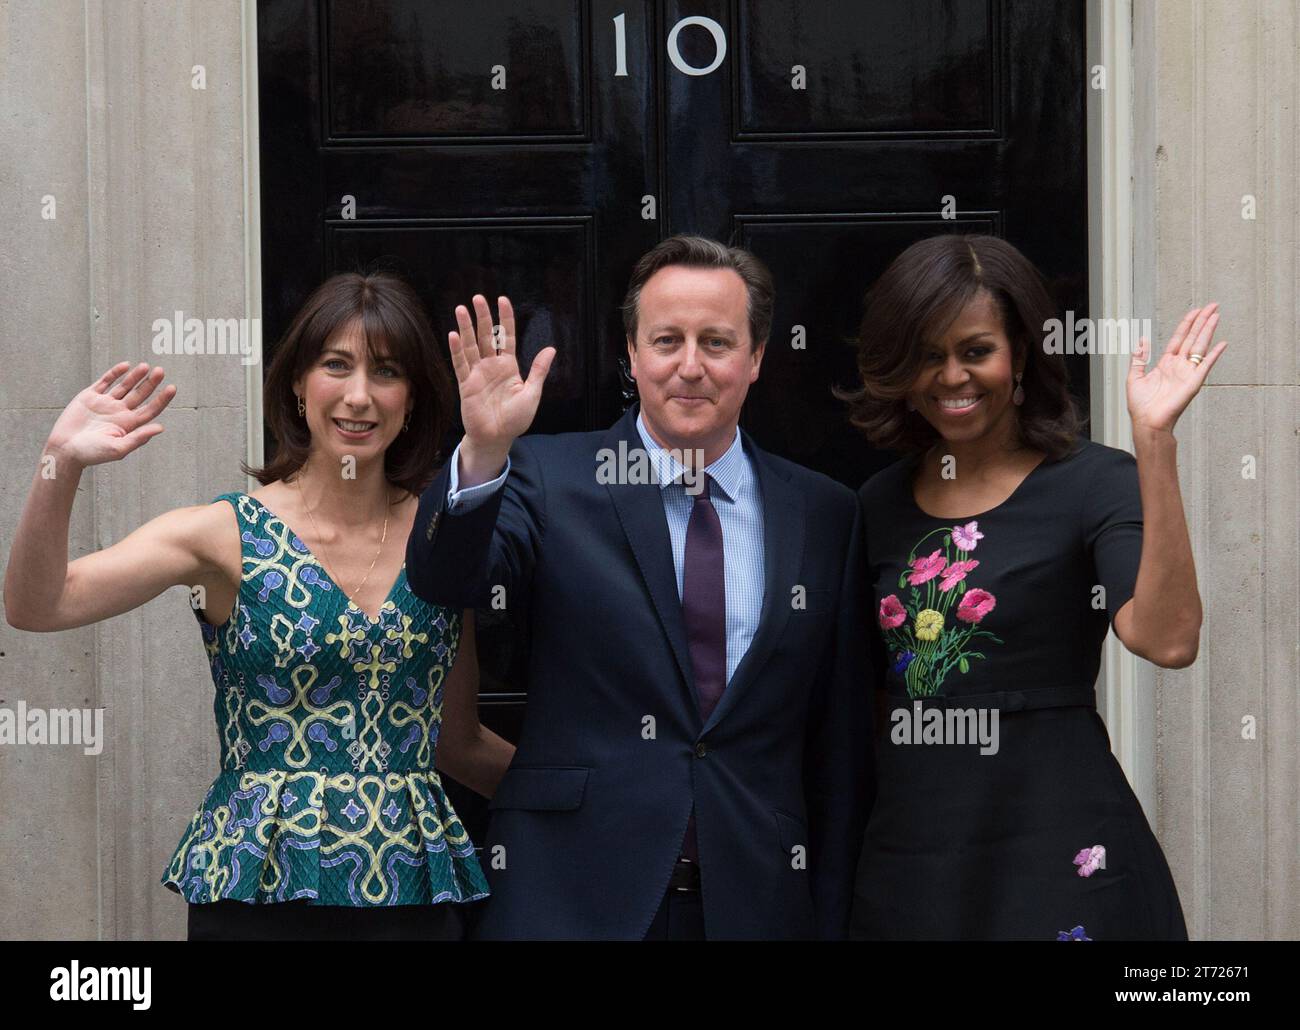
1127, 303, 1228, 434
449, 295, 555, 453
46, 362, 176, 468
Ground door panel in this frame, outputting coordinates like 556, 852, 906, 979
325, 0, 589, 140
738, 213, 1001, 486
327, 219, 597, 432
737, 0, 997, 137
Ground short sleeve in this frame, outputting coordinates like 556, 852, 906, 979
1079, 444, 1144, 624
858, 462, 909, 681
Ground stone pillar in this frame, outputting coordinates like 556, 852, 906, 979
0, 0, 251, 940
1134, 0, 1300, 939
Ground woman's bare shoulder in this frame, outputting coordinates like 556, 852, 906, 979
159, 495, 242, 570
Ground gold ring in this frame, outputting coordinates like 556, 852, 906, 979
1188, 353, 1204, 365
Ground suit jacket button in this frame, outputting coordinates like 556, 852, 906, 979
695, 742, 709, 758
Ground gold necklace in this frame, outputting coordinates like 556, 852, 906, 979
294, 475, 390, 600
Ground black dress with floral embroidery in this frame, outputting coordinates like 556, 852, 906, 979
850, 439, 1188, 941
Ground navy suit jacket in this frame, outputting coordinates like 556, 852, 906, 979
406, 405, 873, 939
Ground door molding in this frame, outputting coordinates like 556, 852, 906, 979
242, 0, 265, 482
1086, 0, 1155, 815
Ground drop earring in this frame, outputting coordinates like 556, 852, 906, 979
1012, 372, 1024, 406
403, 410, 412, 432
296, 394, 305, 417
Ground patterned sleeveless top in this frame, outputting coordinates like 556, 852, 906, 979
162, 492, 489, 907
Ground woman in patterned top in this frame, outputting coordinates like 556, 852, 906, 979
5, 272, 515, 940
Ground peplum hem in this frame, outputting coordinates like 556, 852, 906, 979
162, 766, 490, 907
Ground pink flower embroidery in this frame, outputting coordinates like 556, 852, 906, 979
938, 559, 980, 592
952, 521, 984, 551
1073, 845, 1106, 877
955, 588, 996, 624
879, 594, 906, 630
888, 524, 1004, 700
908, 549, 947, 585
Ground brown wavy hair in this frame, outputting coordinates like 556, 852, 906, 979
839, 234, 1081, 459
242, 272, 453, 496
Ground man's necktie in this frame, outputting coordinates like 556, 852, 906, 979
680, 473, 725, 864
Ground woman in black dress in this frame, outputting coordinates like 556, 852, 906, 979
845, 235, 1223, 940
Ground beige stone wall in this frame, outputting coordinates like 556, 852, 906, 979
1133, 0, 1300, 940
0, 0, 1295, 941
0, 0, 249, 940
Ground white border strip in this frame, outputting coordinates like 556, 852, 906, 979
1086, 0, 1154, 816
241, 0, 264, 483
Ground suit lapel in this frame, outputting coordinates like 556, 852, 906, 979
603, 409, 697, 702
702, 434, 804, 735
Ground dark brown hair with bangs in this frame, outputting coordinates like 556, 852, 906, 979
242, 272, 453, 496
840, 234, 1081, 459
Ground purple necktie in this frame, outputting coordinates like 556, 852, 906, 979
681, 474, 725, 864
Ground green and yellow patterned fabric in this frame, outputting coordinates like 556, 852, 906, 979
162, 492, 488, 907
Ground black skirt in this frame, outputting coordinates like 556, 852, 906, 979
187, 898, 468, 941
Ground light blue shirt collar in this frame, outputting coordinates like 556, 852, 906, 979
634, 411, 745, 503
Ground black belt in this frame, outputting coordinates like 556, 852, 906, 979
885, 685, 1096, 713
669, 857, 701, 893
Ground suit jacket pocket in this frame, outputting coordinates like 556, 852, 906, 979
772, 807, 809, 857
772, 807, 816, 933
488, 766, 590, 811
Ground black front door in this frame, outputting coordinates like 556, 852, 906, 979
258, 0, 1088, 835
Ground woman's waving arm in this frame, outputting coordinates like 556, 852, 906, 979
4, 362, 234, 632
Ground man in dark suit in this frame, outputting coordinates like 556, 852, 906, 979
407, 235, 872, 939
